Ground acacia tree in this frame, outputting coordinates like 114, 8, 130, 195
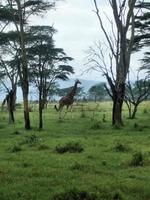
88, 83, 107, 102
134, 1, 150, 75
0, 31, 20, 109
125, 70, 150, 119
26, 26, 74, 129
89, 0, 137, 127
2, 0, 56, 129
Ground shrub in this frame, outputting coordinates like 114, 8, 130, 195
102, 160, 107, 166
38, 144, 49, 150
55, 142, 84, 154
52, 189, 97, 200
15, 103, 22, 108
90, 121, 102, 130
13, 131, 21, 135
80, 111, 86, 118
133, 123, 143, 132
143, 108, 148, 114
130, 152, 144, 167
114, 143, 129, 152
10, 144, 22, 153
112, 191, 124, 200
24, 134, 39, 145
71, 162, 85, 171
21, 162, 32, 168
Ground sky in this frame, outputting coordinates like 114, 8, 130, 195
0, 0, 145, 100
31, 0, 116, 81
3, 0, 144, 82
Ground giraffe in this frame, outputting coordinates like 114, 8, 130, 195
55, 79, 81, 119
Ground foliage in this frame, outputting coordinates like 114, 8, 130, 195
125, 71, 150, 119
130, 152, 144, 167
21, 134, 39, 146
114, 143, 129, 152
55, 142, 84, 154
90, 120, 102, 130
52, 188, 97, 200
9, 144, 22, 153
88, 82, 107, 101
26, 25, 74, 129
134, 1, 150, 74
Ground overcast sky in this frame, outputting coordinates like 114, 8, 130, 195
31, 0, 142, 81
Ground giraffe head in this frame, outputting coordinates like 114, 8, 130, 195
75, 79, 81, 85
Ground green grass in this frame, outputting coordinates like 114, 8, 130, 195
0, 101, 150, 200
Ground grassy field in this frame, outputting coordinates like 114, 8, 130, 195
0, 101, 150, 200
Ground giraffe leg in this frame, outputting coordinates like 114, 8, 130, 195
58, 105, 63, 120
62, 105, 69, 119
70, 104, 73, 119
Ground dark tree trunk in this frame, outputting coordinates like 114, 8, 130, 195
16, 0, 30, 130
12, 86, 17, 111
39, 91, 43, 129
112, 83, 125, 127
9, 110, 15, 124
7, 90, 15, 124
124, 100, 132, 119
23, 89, 30, 129
39, 104, 43, 129
131, 104, 138, 119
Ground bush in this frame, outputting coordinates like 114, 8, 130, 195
143, 108, 148, 114
133, 123, 143, 132
71, 162, 85, 171
114, 143, 129, 152
15, 103, 22, 108
13, 131, 21, 135
24, 134, 39, 144
112, 191, 124, 200
55, 142, 84, 154
38, 144, 49, 150
10, 144, 22, 153
90, 121, 102, 130
130, 152, 144, 167
52, 189, 97, 200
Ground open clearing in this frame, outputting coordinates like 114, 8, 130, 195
0, 101, 150, 200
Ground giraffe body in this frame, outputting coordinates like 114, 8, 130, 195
55, 79, 81, 118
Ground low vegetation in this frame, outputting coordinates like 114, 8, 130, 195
55, 142, 84, 154
0, 101, 150, 200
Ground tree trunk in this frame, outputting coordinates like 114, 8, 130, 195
124, 100, 132, 119
112, 82, 125, 127
39, 96, 43, 130
23, 88, 30, 129
12, 86, 17, 111
16, 0, 30, 129
131, 104, 138, 119
8, 103, 15, 124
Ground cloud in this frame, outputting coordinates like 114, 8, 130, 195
30, 0, 141, 81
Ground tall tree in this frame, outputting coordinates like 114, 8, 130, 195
26, 26, 74, 129
0, 31, 19, 109
90, 0, 136, 127
3, 0, 56, 129
134, 1, 150, 75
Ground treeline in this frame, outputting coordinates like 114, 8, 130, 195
0, 0, 74, 129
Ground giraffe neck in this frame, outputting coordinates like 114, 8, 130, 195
67, 82, 78, 99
